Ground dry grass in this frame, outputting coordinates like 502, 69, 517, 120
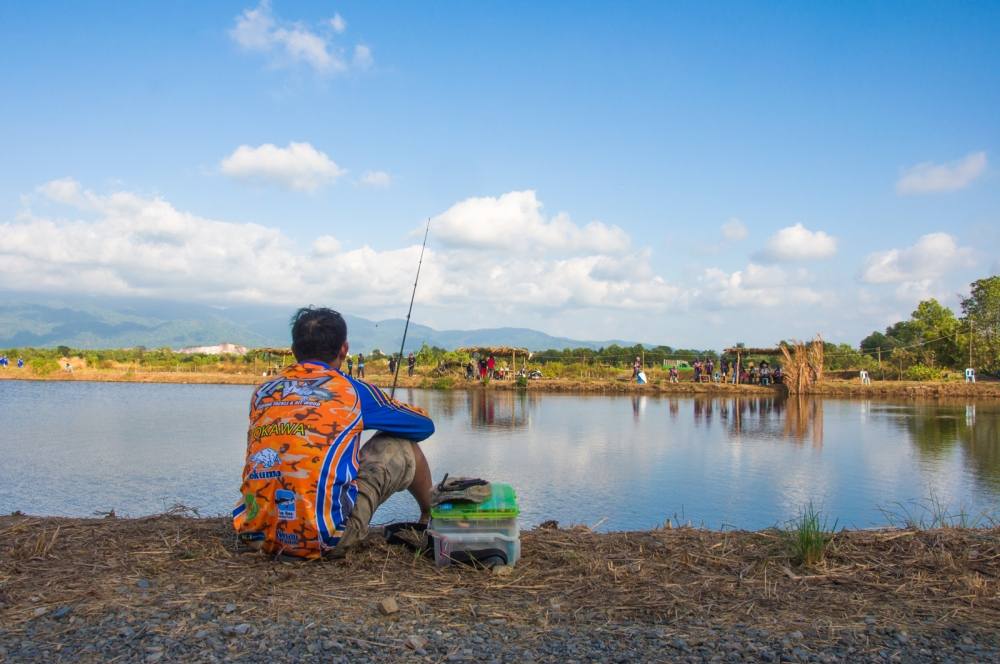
780, 337, 825, 394
1, 515, 998, 639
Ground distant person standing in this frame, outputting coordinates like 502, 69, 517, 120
346, 354, 354, 376
357, 353, 366, 379
669, 366, 679, 383
407, 352, 416, 377
487, 354, 496, 379
388, 355, 397, 376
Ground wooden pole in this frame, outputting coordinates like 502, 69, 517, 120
969, 321, 974, 369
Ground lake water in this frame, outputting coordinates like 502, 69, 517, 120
1, 381, 997, 531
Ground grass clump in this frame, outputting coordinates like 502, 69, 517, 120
783, 502, 837, 567
880, 492, 998, 529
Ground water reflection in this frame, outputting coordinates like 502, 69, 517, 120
2, 380, 998, 530
876, 401, 1000, 492
682, 395, 825, 447
467, 389, 534, 429
783, 398, 824, 448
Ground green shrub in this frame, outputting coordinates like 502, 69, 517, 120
420, 377, 453, 390
904, 364, 942, 381
515, 375, 528, 389
30, 358, 60, 376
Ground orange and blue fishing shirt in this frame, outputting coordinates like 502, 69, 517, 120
232, 360, 433, 559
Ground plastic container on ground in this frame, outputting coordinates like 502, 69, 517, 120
428, 482, 520, 567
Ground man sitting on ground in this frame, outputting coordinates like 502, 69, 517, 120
233, 307, 435, 559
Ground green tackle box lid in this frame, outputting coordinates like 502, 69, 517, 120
431, 482, 519, 520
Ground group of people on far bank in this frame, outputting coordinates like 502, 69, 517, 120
0, 355, 25, 369
343, 351, 416, 379
466, 354, 503, 380
636, 356, 784, 385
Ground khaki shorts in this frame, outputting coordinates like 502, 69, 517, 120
333, 433, 416, 554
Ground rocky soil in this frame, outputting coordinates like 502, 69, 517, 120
2, 516, 998, 662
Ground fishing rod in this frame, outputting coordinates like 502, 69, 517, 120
390, 217, 431, 399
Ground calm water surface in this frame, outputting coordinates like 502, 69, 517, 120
1, 381, 997, 530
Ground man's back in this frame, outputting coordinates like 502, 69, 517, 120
233, 361, 432, 559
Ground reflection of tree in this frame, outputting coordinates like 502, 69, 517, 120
963, 414, 1000, 492
467, 390, 532, 429
782, 397, 824, 448
902, 406, 963, 458
689, 395, 823, 447
902, 402, 1000, 492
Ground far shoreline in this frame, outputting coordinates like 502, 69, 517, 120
2, 369, 997, 398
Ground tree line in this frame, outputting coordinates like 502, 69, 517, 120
858, 275, 999, 376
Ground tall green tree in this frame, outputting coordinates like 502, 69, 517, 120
961, 276, 1000, 371
908, 299, 960, 367
860, 298, 961, 368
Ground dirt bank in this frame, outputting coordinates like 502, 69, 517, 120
3, 368, 998, 399
1, 515, 998, 662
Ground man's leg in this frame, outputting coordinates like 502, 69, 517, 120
409, 441, 432, 523
333, 433, 428, 555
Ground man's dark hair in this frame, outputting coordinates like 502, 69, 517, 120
291, 307, 347, 362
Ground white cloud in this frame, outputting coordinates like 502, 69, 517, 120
757, 223, 837, 262
3, 181, 687, 317
37, 178, 93, 208
360, 170, 391, 187
861, 233, 975, 293
352, 44, 373, 70
721, 218, 748, 241
431, 190, 631, 254
230, 2, 369, 75
895, 151, 987, 195
220, 142, 345, 191
700, 263, 822, 308
312, 235, 341, 256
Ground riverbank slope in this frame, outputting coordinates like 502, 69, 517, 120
1, 515, 997, 662
2, 367, 998, 398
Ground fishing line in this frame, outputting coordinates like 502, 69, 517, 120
391, 217, 431, 399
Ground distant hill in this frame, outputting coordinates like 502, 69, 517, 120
0, 293, 652, 353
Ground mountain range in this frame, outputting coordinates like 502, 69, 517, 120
0, 293, 649, 352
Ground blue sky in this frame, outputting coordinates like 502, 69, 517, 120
1, 1, 997, 347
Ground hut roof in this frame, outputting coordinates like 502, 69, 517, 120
457, 346, 530, 356
723, 347, 782, 355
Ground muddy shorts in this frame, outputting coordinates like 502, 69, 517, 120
333, 433, 417, 554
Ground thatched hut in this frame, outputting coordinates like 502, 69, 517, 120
722, 346, 782, 385
457, 346, 531, 374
